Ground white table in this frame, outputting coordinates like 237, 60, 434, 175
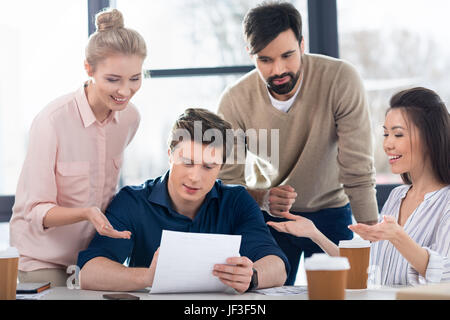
13, 285, 439, 319
38, 285, 400, 300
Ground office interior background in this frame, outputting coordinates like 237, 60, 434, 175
1, 0, 450, 285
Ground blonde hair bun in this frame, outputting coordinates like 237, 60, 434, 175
95, 8, 124, 32
86, 8, 147, 70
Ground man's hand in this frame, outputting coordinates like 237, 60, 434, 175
145, 248, 160, 287
213, 256, 254, 293
266, 185, 297, 217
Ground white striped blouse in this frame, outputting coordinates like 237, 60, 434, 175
369, 184, 450, 286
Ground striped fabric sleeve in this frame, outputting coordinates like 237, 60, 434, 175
407, 209, 450, 285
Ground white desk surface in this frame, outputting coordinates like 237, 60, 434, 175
38, 285, 401, 300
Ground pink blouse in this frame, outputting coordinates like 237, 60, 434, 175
9, 86, 140, 271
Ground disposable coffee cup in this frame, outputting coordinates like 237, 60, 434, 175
304, 253, 350, 300
339, 238, 371, 289
0, 247, 19, 300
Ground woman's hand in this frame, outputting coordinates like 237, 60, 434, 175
85, 207, 132, 239
349, 215, 430, 276
268, 212, 340, 256
267, 212, 319, 239
348, 215, 401, 242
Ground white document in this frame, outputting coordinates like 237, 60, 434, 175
150, 230, 241, 294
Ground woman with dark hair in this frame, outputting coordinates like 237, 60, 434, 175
268, 87, 450, 285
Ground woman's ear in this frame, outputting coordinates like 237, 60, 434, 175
84, 60, 94, 77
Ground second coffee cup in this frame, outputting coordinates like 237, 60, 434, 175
339, 238, 371, 289
305, 253, 350, 300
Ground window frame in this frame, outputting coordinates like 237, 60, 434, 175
89, 0, 339, 78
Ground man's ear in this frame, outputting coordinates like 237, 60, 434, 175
300, 37, 305, 55
246, 46, 253, 60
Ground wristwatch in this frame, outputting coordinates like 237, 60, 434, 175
246, 267, 258, 292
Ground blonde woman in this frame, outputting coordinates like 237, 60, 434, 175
10, 8, 147, 286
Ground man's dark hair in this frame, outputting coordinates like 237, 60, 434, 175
388, 87, 450, 185
168, 108, 233, 163
243, 1, 303, 55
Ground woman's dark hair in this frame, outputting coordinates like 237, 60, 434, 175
168, 108, 233, 164
243, 1, 302, 55
388, 87, 450, 184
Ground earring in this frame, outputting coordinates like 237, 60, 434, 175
84, 79, 92, 88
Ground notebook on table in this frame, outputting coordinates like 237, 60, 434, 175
16, 282, 51, 294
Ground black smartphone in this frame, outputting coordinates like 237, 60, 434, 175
103, 293, 140, 300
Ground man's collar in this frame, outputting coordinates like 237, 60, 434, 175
147, 171, 172, 208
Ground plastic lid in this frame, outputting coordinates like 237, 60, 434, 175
339, 238, 371, 248
0, 247, 19, 259
304, 253, 350, 271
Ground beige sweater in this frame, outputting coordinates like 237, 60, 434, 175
217, 53, 378, 223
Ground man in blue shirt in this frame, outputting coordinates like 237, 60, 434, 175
77, 108, 289, 293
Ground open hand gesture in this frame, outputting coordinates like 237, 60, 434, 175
348, 215, 401, 242
267, 212, 318, 239
86, 207, 132, 239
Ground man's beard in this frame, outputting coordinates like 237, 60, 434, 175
266, 68, 301, 95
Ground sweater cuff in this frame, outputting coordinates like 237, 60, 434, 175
345, 186, 379, 223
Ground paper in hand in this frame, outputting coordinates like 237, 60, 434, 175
150, 230, 241, 294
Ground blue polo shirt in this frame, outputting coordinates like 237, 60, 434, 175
77, 171, 290, 275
